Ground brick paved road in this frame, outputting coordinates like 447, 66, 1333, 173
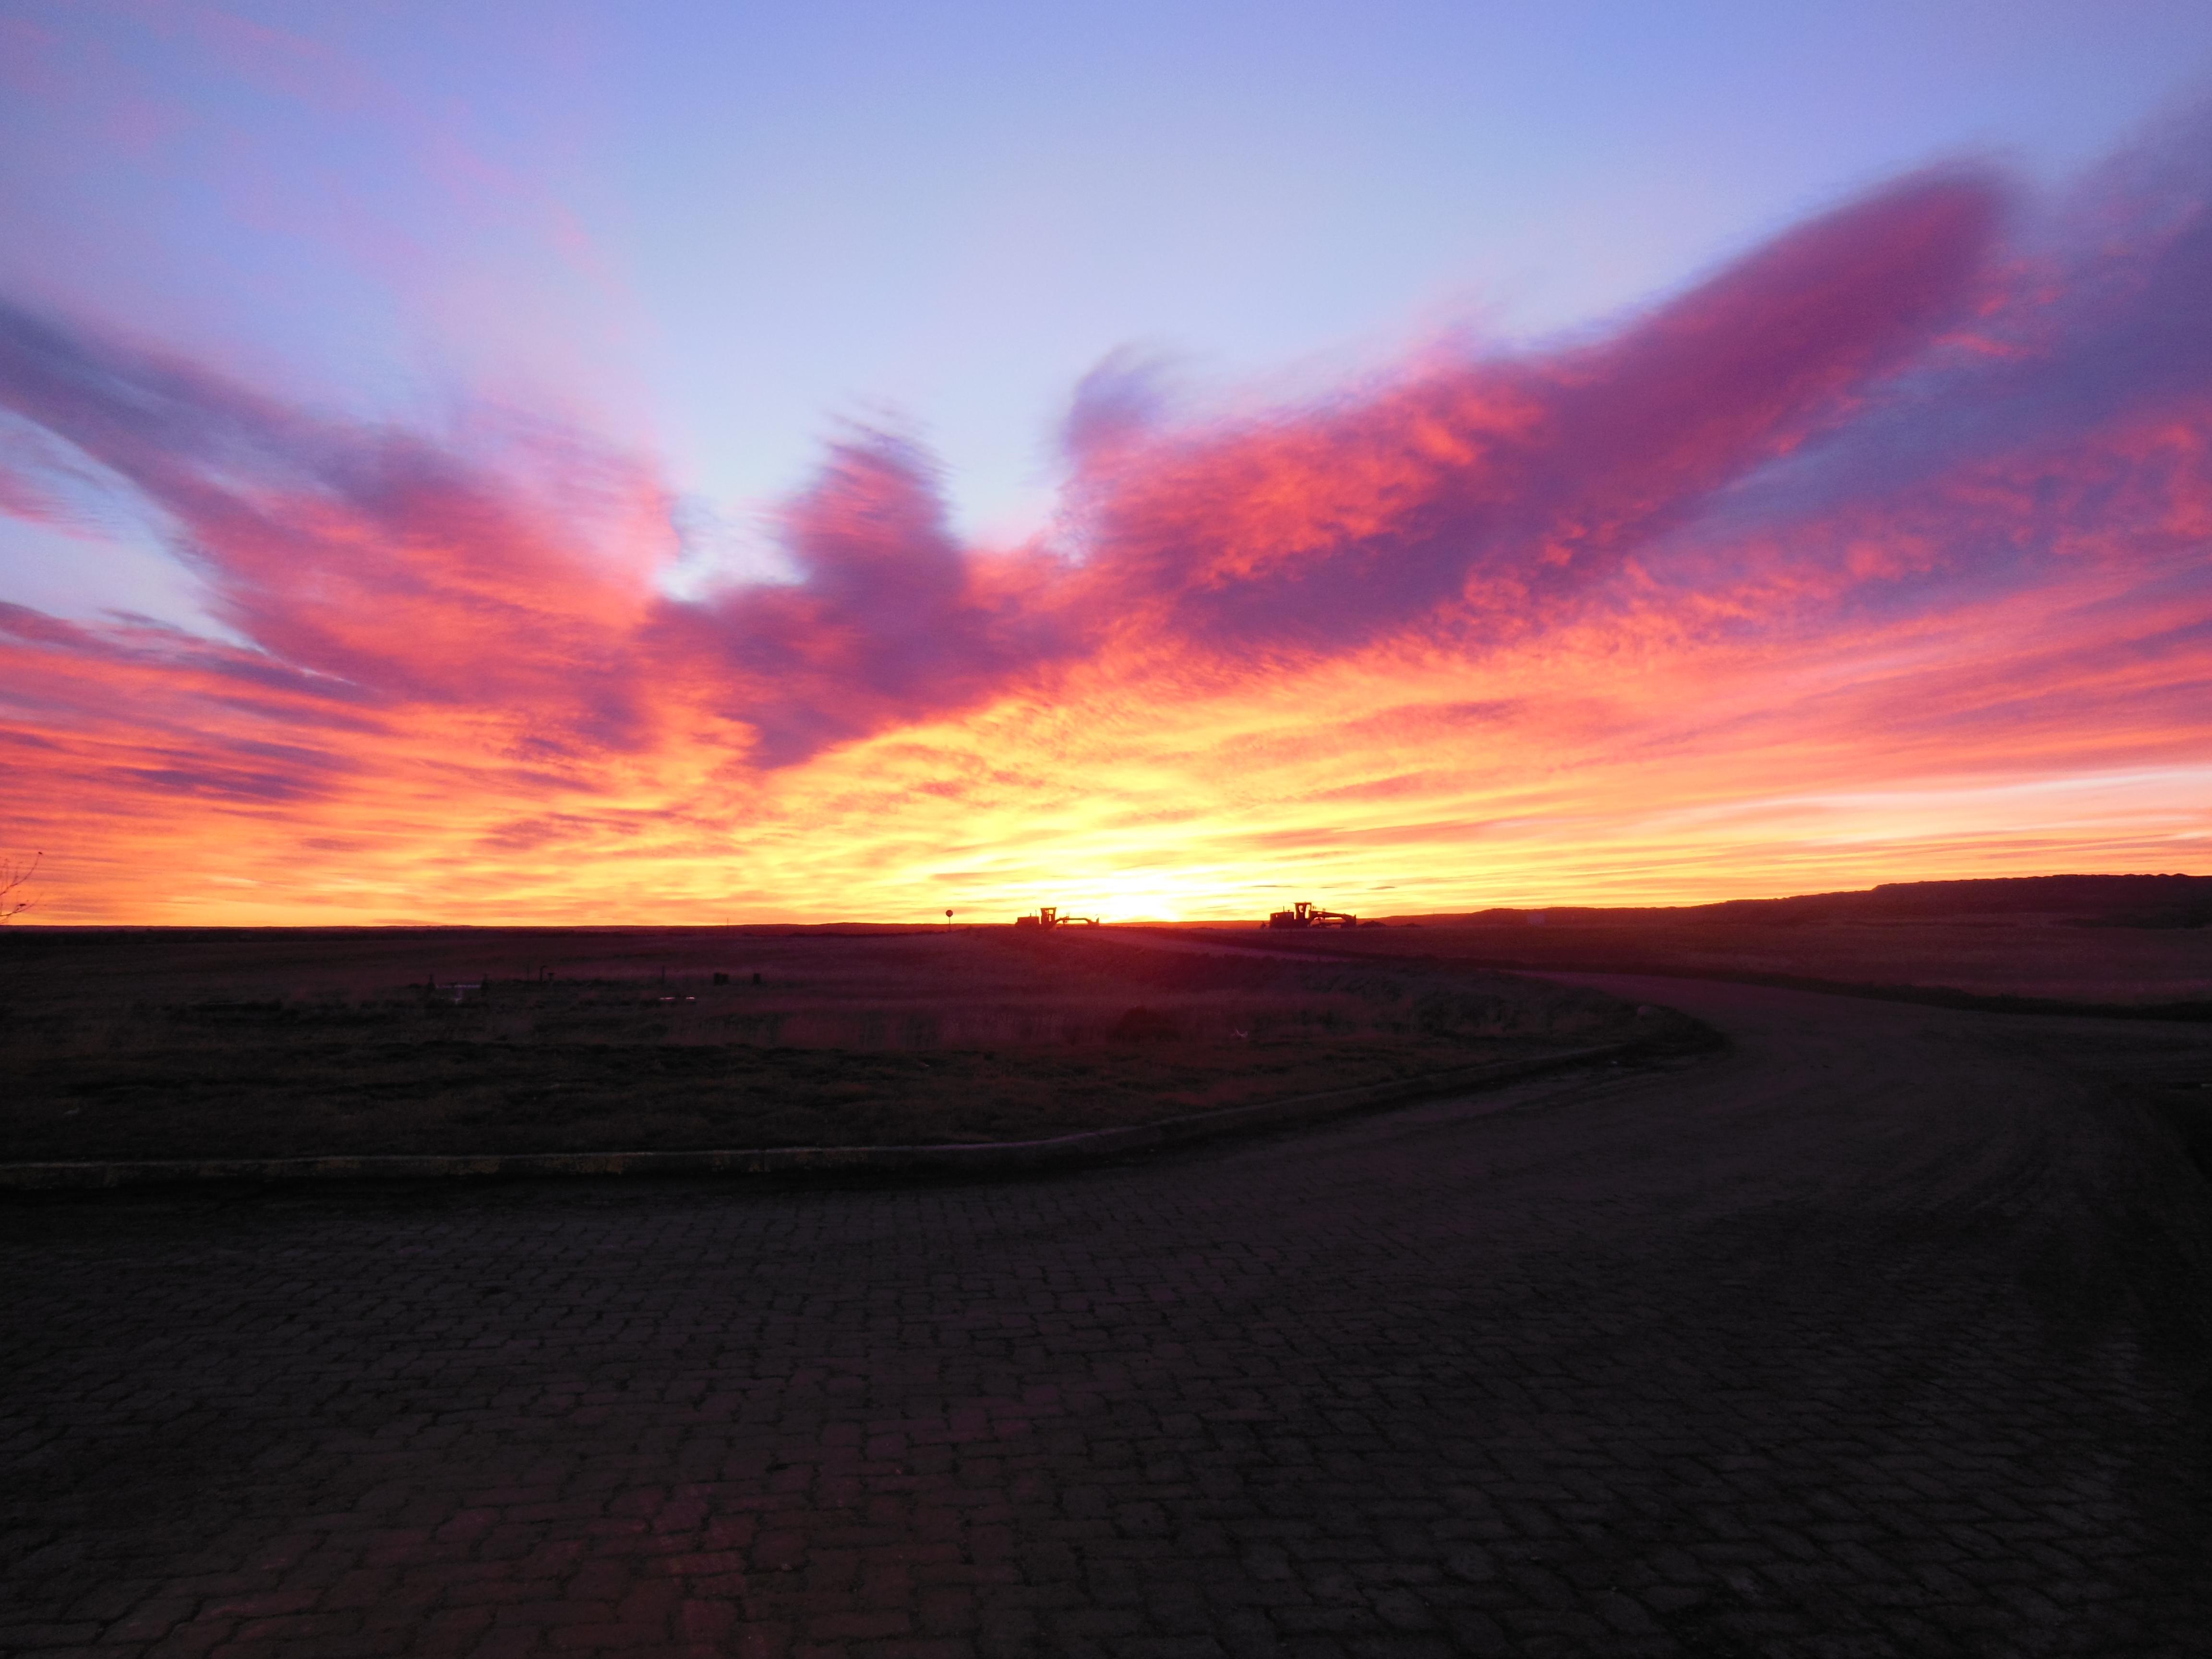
5, 977, 2211, 1659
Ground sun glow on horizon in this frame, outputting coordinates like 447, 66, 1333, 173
5, 107, 2212, 920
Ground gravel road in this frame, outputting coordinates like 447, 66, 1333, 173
4, 975, 2209, 1658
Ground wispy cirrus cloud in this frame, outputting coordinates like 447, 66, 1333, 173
1, 142, 2208, 922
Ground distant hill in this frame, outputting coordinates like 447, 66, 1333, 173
1433, 874, 2212, 930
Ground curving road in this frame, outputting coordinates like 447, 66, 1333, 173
4, 976, 2211, 1658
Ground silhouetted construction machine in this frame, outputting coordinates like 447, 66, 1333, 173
1266, 900, 1358, 929
1013, 905, 1100, 929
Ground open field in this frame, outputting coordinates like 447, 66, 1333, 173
1232, 914, 2212, 1004
1252, 889, 2212, 1007
0, 926, 1656, 1163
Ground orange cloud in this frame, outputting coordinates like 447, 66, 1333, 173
2, 158, 2208, 923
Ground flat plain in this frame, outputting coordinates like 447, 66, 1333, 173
1255, 903, 2212, 1008
0, 927, 1651, 1163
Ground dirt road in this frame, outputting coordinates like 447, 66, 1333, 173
4, 977, 2209, 1657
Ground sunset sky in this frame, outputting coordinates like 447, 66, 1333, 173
3, 1, 2211, 924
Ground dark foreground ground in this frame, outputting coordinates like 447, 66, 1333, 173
0, 929, 1639, 1161
5, 976, 2212, 1659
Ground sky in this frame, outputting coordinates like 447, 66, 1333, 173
2, 0, 2211, 924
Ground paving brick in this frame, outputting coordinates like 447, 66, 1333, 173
0, 1624, 104, 1649
5, 979, 2212, 1657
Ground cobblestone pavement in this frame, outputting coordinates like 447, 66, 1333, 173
5, 977, 2211, 1659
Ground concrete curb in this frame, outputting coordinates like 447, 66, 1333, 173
0, 1042, 1639, 1192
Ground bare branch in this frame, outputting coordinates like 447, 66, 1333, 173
0, 851, 41, 923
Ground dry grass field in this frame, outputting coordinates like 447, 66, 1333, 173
0, 926, 1651, 1163
1228, 907, 2212, 1006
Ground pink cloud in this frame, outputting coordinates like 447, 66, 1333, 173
0, 140, 2208, 919
1062, 172, 2004, 666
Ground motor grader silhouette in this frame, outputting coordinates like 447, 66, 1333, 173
1266, 900, 1358, 929
1013, 905, 1100, 929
